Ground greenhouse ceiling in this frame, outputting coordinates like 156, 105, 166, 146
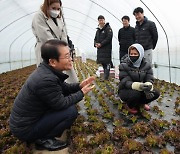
0, 0, 180, 84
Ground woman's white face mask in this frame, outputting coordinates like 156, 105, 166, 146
49, 10, 60, 18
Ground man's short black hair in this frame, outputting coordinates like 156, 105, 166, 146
41, 39, 68, 64
121, 15, 130, 21
98, 15, 105, 20
133, 7, 144, 15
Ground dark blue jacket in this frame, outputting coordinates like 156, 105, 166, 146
135, 16, 158, 50
118, 25, 135, 53
118, 58, 154, 90
94, 23, 113, 64
10, 62, 84, 137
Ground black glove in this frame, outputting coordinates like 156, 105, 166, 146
140, 84, 152, 92
145, 91, 154, 99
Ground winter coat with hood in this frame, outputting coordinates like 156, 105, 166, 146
118, 43, 154, 90
135, 16, 158, 50
32, 10, 68, 66
9, 62, 84, 139
94, 23, 113, 64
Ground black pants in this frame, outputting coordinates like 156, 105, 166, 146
118, 89, 160, 108
23, 105, 78, 142
102, 63, 110, 80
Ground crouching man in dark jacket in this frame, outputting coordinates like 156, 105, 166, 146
118, 43, 160, 114
9, 40, 95, 151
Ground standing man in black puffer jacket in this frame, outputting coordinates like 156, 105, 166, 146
118, 43, 160, 114
133, 7, 158, 64
94, 15, 113, 80
9, 40, 95, 151
118, 15, 135, 63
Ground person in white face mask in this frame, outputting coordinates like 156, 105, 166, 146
32, 0, 78, 84
32, 0, 67, 67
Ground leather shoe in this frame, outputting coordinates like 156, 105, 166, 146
35, 138, 68, 151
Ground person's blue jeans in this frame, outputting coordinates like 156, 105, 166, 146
23, 105, 78, 142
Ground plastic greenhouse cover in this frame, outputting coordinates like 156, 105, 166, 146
0, 0, 179, 84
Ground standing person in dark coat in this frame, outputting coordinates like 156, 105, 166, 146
9, 40, 95, 151
118, 43, 160, 114
133, 7, 158, 64
67, 35, 75, 61
94, 15, 113, 80
118, 15, 135, 63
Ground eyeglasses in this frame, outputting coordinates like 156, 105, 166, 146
59, 54, 72, 60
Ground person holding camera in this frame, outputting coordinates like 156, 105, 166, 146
118, 43, 160, 114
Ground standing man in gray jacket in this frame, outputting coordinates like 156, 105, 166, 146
133, 7, 158, 64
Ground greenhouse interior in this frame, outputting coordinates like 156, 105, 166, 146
0, 0, 179, 153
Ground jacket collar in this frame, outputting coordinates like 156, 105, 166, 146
97, 22, 109, 30
40, 10, 63, 40
136, 16, 148, 26
41, 61, 69, 81
127, 58, 146, 69
123, 25, 130, 29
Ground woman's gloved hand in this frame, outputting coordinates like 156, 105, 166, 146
132, 82, 153, 92
139, 84, 152, 92
144, 91, 155, 99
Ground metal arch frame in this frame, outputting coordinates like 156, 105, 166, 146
0, 11, 37, 70
20, 36, 35, 68
0, 12, 36, 33
66, 31, 93, 51
63, 7, 97, 23
64, 18, 95, 31
62, 7, 96, 44
89, 0, 122, 23
63, 10, 119, 40
9, 28, 33, 70
67, 30, 92, 44
29, 45, 36, 65
140, 0, 171, 83
65, 24, 94, 38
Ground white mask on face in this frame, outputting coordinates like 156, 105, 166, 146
49, 10, 60, 18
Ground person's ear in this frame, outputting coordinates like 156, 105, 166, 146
49, 59, 57, 67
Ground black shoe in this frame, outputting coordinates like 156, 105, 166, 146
35, 138, 68, 151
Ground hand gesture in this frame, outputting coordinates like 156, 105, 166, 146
80, 76, 95, 88
145, 91, 154, 99
81, 83, 95, 94
140, 84, 152, 92
95, 43, 101, 48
